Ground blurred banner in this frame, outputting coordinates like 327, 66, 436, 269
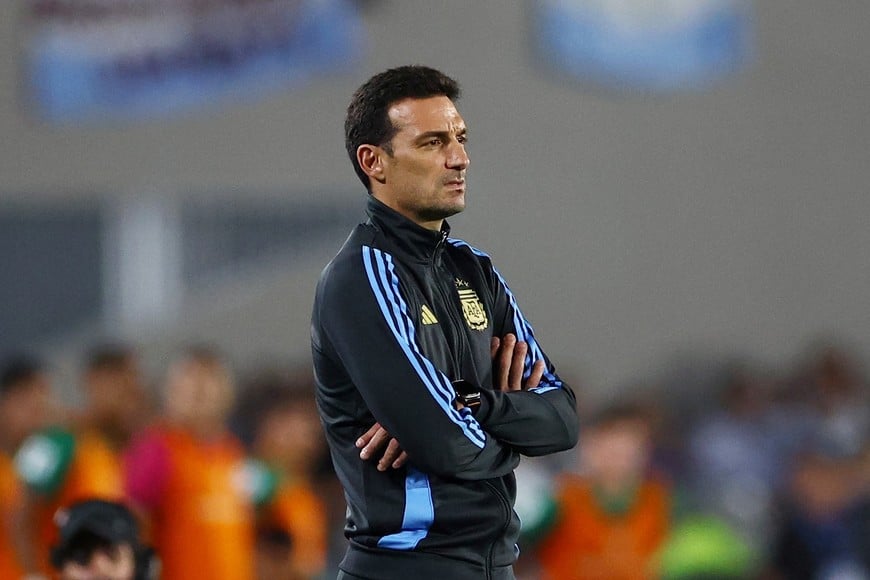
22, 0, 365, 123
534, 0, 753, 91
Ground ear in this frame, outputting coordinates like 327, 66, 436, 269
357, 144, 387, 184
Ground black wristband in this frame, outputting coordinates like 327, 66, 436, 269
452, 379, 482, 415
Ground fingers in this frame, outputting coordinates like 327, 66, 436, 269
495, 334, 516, 390
392, 451, 409, 469
356, 423, 408, 470
377, 439, 403, 471
493, 333, 546, 391
507, 340, 528, 391
355, 423, 381, 449
358, 426, 390, 460
525, 359, 546, 390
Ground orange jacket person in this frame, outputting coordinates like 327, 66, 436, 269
125, 347, 255, 580
3, 356, 124, 577
0, 452, 24, 578
536, 403, 672, 580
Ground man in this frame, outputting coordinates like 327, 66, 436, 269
311, 65, 580, 579
235, 372, 330, 579
536, 403, 671, 580
78, 344, 150, 452
51, 499, 157, 580
124, 347, 256, 580
0, 356, 53, 578
7, 356, 124, 578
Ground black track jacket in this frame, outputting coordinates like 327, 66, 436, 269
311, 196, 579, 580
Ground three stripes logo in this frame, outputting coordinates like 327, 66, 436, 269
421, 304, 439, 325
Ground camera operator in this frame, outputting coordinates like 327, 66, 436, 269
50, 499, 157, 580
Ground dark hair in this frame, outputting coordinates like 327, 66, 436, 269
345, 65, 461, 190
51, 499, 159, 580
0, 355, 45, 397
231, 368, 316, 446
85, 343, 135, 372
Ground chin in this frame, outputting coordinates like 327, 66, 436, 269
420, 204, 464, 222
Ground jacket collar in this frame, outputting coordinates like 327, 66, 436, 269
366, 195, 450, 263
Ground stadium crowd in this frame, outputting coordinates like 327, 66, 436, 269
0, 339, 867, 579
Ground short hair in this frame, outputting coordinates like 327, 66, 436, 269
0, 355, 45, 397
177, 344, 225, 367
587, 401, 649, 431
345, 65, 461, 190
85, 343, 135, 372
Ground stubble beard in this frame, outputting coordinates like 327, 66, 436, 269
417, 203, 463, 223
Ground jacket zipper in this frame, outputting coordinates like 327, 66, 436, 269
484, 480, 512, 580
431, 231, 468, 377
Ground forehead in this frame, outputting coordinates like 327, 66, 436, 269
387, 96, 465, 136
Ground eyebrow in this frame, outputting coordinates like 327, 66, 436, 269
414, 127, 468, 143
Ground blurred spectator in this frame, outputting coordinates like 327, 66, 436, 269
51, 499, 158, 580
124, 346, 255, 580
0, 356, 52, 578
767, 343, 870, 579
6, 355, 124, 577
772, 452, 870, 580
235, 370, 329, 579
686, 365, 780, 552
798, 343, 869, 459
535, 402, 672, 580
77, 344, 152, 452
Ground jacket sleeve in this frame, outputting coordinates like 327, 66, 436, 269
454, 241, 580, 455
314, 245, 519, 481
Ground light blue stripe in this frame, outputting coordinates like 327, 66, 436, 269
448, 238, 563, 390
383, 254, 452, 407
377, 467, 434, 549
375, 251, 465, 411
459, 406, 487, 442
362, 247, 486, 447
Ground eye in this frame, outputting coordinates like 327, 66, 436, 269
457, 135, 468, 145
427, 138, 442, 146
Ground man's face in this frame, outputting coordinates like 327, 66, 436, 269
0, 374, 52, 446
84, 358, 145, 423
374, 95, 470, 229
60, 541, 136, 580
164, 359, 234, 427
581, 420, 651, 486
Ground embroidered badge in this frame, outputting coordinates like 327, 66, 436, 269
455, 279, 488, 331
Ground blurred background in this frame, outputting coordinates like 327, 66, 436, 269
1, 0, 867, 579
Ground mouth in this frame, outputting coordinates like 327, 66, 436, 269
445, 178, 466, 190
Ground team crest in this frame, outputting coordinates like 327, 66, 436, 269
455, 279, 488, 331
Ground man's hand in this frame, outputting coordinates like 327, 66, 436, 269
491, 334, 545, 391
356, 423, 408, 471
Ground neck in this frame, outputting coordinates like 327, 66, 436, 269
370, 193, 444, 231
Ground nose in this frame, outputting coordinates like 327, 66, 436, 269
446, 140, 469, 171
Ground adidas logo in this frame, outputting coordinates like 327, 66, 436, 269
421, 304, 439, 325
